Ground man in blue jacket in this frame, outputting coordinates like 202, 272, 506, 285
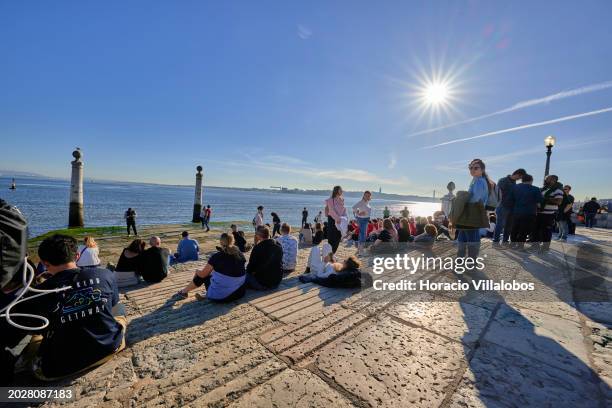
172, 231, 200, 264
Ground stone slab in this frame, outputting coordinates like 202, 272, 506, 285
228, 368, 355, 408
483, 303, 590, 377
314, 316, 465, 407
385, 300, 492, 346
449, 342, 603, 408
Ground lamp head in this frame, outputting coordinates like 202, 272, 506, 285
544, 135, 556, 148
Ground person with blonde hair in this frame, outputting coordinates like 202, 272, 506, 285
76, 236, 101, 267
352, 190, 372, 252
175, 233, 246, 302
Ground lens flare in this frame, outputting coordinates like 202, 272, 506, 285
422, 82, 450, 105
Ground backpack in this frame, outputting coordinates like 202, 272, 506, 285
486, 182, 501, 210
0, 199, 28, 288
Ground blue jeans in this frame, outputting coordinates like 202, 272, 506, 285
557, 220, 569, 239
457, 229, 481, 259
357, 217, 370, 243
493, 206, 511, 243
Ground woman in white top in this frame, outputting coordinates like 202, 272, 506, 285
76, 236, 101, 267
352, 191, 372, 252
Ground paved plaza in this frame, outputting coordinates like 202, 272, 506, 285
10, 226, 612, 407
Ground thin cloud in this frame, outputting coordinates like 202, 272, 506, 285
297, 25, 312, 40
215, 155, 405, 186
408, 80, 612, 138
422, 107, 612, 149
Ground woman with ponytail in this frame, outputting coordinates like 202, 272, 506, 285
176, 233, 246, 302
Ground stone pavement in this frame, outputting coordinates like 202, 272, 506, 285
13, 228, 612, 407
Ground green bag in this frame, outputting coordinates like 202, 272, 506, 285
456, 201, 489, 228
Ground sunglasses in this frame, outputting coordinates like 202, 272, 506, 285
468, 166, 481, 170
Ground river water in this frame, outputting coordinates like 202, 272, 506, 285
0, 177, 441, 237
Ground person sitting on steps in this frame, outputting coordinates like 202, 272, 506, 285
175, 233, 246, 302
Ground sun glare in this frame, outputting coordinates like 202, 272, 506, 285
423, 82, 449, 105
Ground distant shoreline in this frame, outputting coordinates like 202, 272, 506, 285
1, 174, 439, 203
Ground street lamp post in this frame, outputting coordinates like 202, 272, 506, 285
544, 135, 556, 177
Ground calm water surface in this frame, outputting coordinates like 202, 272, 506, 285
0, 177, 441, 237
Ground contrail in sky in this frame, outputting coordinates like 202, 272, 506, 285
408, 80, 612, 137
422, 107, 612, 149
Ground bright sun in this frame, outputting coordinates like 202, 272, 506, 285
422, 82, 449, 105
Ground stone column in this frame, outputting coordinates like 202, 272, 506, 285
192, 165, 203, 223
68, 149, 84, 228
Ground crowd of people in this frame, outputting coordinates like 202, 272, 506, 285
2, 166, 607, 384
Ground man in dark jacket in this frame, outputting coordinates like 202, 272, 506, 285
138, 236, 170, 282
583, 197, 601, 228
246, 226, 283, 290
493, 168, 526, 246
0, 234, 126, 383
509, 174, 542, 249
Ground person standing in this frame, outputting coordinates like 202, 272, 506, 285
325, 186, 347, 253
383, 206, 391, 219
493, 168, 526, 246
556, 185, 574, 241
400, 206, 409, 219
271, 212, 281, 237
253, 206, 264, 230
453, 159, 492, 267
533, 175, 564, 252
352, 191, 372, 253
509, 174, 542, 250
201, 205, 212, 232
301, 207, 308, 227
583, 197, 601, 228
125, 208, 137, 236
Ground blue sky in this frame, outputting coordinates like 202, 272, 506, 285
1, 1, 611, 200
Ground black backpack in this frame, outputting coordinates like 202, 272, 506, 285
0, 199, 28, 288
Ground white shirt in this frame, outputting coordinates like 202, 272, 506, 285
352, 199, 372, 218
254, 212, 264, 227
76, 245, 101, 267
